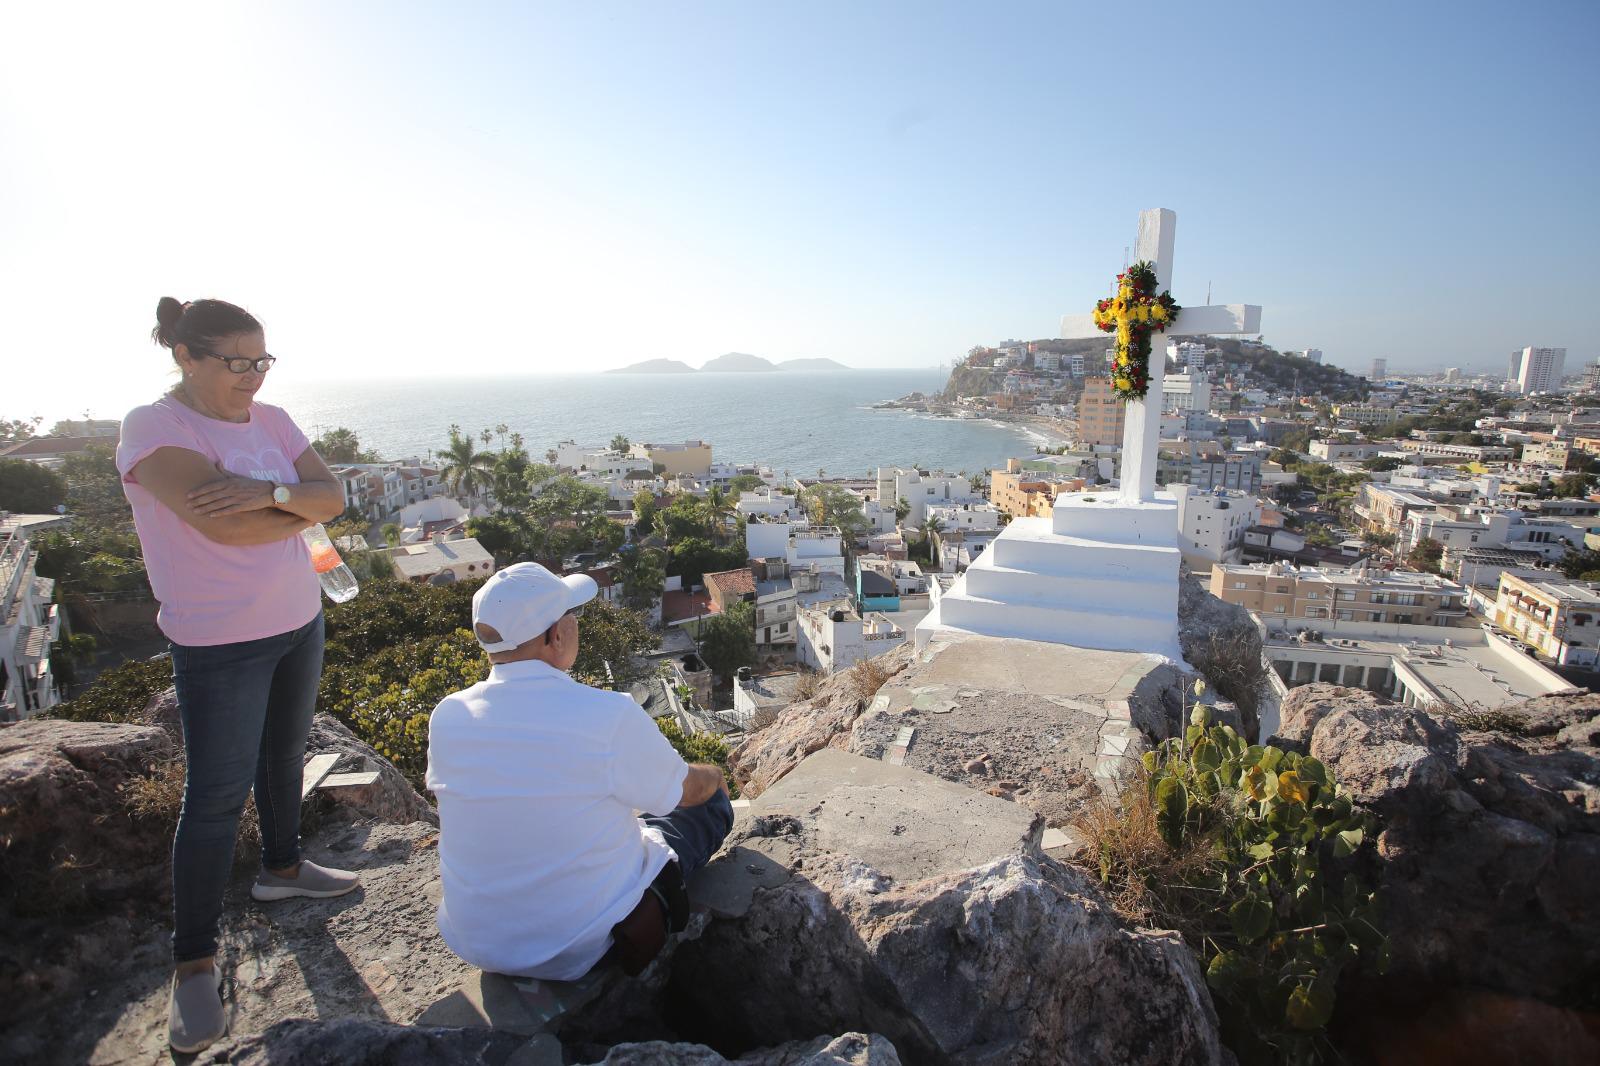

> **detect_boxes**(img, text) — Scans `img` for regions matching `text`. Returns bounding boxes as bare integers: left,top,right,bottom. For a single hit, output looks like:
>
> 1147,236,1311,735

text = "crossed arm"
131,446,346,546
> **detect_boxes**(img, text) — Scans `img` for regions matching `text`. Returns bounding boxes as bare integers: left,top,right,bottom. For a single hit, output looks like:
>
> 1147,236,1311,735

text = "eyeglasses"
565,605,586,620
196,350,277,374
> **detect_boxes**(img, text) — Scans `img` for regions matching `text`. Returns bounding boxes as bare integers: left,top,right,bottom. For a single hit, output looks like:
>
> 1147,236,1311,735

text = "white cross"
1059,209,1262,504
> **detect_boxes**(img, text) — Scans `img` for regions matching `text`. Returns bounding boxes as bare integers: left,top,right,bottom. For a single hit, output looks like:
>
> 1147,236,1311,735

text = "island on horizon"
606,352,853,373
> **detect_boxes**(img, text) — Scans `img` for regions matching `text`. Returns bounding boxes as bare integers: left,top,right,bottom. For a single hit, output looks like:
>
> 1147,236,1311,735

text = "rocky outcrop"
0,719,177,1027
1177,572,1266,733
1275,684,1600,1003
210,1021,900,1065
659,751,1227,1065
732,637,1182,829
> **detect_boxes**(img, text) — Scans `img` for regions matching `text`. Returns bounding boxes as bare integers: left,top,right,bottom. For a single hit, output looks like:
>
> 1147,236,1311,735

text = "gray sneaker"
168,963,226,1054
250,859,360,902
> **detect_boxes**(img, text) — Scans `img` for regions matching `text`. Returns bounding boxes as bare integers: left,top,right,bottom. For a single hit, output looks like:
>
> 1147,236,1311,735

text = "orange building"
1078,376,1126,446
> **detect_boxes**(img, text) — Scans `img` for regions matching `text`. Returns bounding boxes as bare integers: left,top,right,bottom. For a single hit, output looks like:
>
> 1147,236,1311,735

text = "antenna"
1206,280,1212,305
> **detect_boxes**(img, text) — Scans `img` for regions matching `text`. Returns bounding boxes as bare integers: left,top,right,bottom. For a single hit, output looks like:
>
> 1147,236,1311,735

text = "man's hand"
678,763,730,808
187,464,276,517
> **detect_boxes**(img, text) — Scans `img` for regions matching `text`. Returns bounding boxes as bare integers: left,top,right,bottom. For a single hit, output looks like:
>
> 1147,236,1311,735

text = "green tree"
698,600,755,682
1361,456,1402,472
633,488,659,533
440,425,496,499
571,601,660,688
894,496,911,523
655,495,713,544
1554,472,1593,499
311,426,378,463
728,474,765,497
1,415,41,443
615,546,666,611
1559,548,1600,579
668,536,747,587
0,459,67,513
467,514,529,562
525,475,621,564
800,483,868,536
58,445,131,533
1406,537,1444,574
611,434,630,453
381,522,401,547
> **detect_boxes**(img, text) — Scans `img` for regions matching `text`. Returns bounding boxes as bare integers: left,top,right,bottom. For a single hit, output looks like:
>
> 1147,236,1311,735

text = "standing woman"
116,298,360,1053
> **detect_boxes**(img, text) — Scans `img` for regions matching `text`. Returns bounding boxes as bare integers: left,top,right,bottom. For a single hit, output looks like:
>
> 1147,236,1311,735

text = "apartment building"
1354,484,1442,535
875,467,981,527
642,440,713,479
1174,486,1261,564
1,523,62,720
1309,439,1383,463
1492,573,1600,666
1189,453,1262,495
1211,562,1473,628
1078,376,1126,446
990,460,1084,519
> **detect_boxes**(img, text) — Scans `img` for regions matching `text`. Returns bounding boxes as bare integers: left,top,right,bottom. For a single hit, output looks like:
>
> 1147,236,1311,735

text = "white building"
1509,346,1567,395
395,496,469,543
735,487,802,521
1069,354,1086,377
1161,371,1212,415
795,598,907,674
1167,341,1209,373
924,501,1000,532
383,535,497,584
745,519,845,577
1173,484,1262,565
1371,358,1387,378
1034,351,1062,372
1309,439,1383,463
1,521,62,720
876,467,982,527
1302,349,1323,364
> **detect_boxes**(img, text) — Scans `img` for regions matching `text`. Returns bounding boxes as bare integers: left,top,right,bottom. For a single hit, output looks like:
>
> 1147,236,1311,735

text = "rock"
648,750,1226,1065
304,714,438,827
1177,572,1266,735
203,1017,532,1064
729,645,915,796
0,719,177,1028
1276,684,1600,1003
737,635,1180,828
587,1032,901,1065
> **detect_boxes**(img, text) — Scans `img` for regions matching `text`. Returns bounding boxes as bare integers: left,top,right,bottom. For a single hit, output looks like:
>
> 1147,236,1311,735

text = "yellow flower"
1151,304,1168,322
1114,376,1131,390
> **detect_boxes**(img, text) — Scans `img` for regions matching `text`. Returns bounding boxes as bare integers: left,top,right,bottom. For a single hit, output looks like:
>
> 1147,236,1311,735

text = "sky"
3,0,1597,422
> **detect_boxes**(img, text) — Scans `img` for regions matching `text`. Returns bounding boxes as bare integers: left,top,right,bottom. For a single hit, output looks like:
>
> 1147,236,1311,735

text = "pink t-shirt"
117,396,322,647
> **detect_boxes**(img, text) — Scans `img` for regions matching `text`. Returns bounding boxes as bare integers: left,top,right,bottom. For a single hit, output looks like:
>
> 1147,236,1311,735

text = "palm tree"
704,485,734,542
440,426,496,501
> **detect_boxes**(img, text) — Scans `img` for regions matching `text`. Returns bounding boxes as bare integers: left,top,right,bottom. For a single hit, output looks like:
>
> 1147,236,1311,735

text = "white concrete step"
961,560,1178,615
987,531,1180,574
934,591,1181,658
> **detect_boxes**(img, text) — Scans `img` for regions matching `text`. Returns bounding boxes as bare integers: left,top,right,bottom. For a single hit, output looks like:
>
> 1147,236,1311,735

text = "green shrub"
653,715,738,798
1082,684,1386,1066
45,657,172,725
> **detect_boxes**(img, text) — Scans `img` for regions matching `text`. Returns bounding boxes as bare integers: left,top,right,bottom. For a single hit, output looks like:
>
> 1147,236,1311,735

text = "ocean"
266,370,1058,478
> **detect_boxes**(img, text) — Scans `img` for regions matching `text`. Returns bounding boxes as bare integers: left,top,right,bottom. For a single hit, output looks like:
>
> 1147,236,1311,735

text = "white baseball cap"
471,562,599,653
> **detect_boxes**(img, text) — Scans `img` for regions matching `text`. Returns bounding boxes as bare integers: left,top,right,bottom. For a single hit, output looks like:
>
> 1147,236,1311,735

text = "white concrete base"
915,493,1184,661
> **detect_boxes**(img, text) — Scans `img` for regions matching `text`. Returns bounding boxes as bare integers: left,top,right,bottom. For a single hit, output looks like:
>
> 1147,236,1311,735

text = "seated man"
426,563,734,979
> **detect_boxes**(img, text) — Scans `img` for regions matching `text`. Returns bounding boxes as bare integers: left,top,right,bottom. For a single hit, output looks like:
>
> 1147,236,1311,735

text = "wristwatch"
272,483,292,506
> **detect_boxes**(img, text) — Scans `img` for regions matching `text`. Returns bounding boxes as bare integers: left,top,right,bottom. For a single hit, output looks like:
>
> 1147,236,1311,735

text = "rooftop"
704,567,757,599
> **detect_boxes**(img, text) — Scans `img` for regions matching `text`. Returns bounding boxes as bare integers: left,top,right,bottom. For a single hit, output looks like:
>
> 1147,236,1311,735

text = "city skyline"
3,1,1596,421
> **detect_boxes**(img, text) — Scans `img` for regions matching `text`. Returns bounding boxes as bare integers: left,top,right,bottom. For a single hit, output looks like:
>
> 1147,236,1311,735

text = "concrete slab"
750,748,1039,881
908,633,1165,703
686,838,798,919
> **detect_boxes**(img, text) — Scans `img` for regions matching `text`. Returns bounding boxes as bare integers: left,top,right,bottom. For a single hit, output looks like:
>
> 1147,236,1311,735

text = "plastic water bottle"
301,523,360,603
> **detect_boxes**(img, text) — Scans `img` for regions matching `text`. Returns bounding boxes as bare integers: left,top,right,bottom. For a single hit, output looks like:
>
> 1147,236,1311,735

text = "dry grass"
792,668,826,703
1070,780,1229,943
846,656,896,705
122,757,262,867
1188,632,1267,718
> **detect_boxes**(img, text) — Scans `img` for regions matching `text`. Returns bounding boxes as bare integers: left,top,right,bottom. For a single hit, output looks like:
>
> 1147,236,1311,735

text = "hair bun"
152,296,186,348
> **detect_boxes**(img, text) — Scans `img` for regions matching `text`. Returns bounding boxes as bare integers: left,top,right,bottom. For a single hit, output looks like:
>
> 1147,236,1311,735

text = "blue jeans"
642,790,735,877
169,612,325,962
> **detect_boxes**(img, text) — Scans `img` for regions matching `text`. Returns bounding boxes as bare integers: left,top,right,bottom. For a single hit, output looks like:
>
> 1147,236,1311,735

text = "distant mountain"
700,352,778,373
776,357,851,371
605,358,697,374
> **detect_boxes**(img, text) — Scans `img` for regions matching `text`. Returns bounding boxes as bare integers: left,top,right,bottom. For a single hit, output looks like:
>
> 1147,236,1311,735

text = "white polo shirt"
425,659,688,980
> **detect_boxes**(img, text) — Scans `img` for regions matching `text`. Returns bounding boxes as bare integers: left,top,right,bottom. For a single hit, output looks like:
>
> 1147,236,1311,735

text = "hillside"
777,357,851,371
700,352,778,372
604,358,696,374
941,336,1369,400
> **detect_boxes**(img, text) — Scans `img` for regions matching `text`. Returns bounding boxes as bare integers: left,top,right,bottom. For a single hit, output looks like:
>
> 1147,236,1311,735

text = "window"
1336,609,1355,620
777,622,789,635
1276,586,1290,594
1305,607,1328,618
1232,581,1248,589
1273,605,1286,613
1395,593,1420,606
1306,591,1320,600
1337,590,1358,601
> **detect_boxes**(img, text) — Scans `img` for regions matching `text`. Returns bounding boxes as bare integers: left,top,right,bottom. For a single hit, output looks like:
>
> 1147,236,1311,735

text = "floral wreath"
1090,261,1181,402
